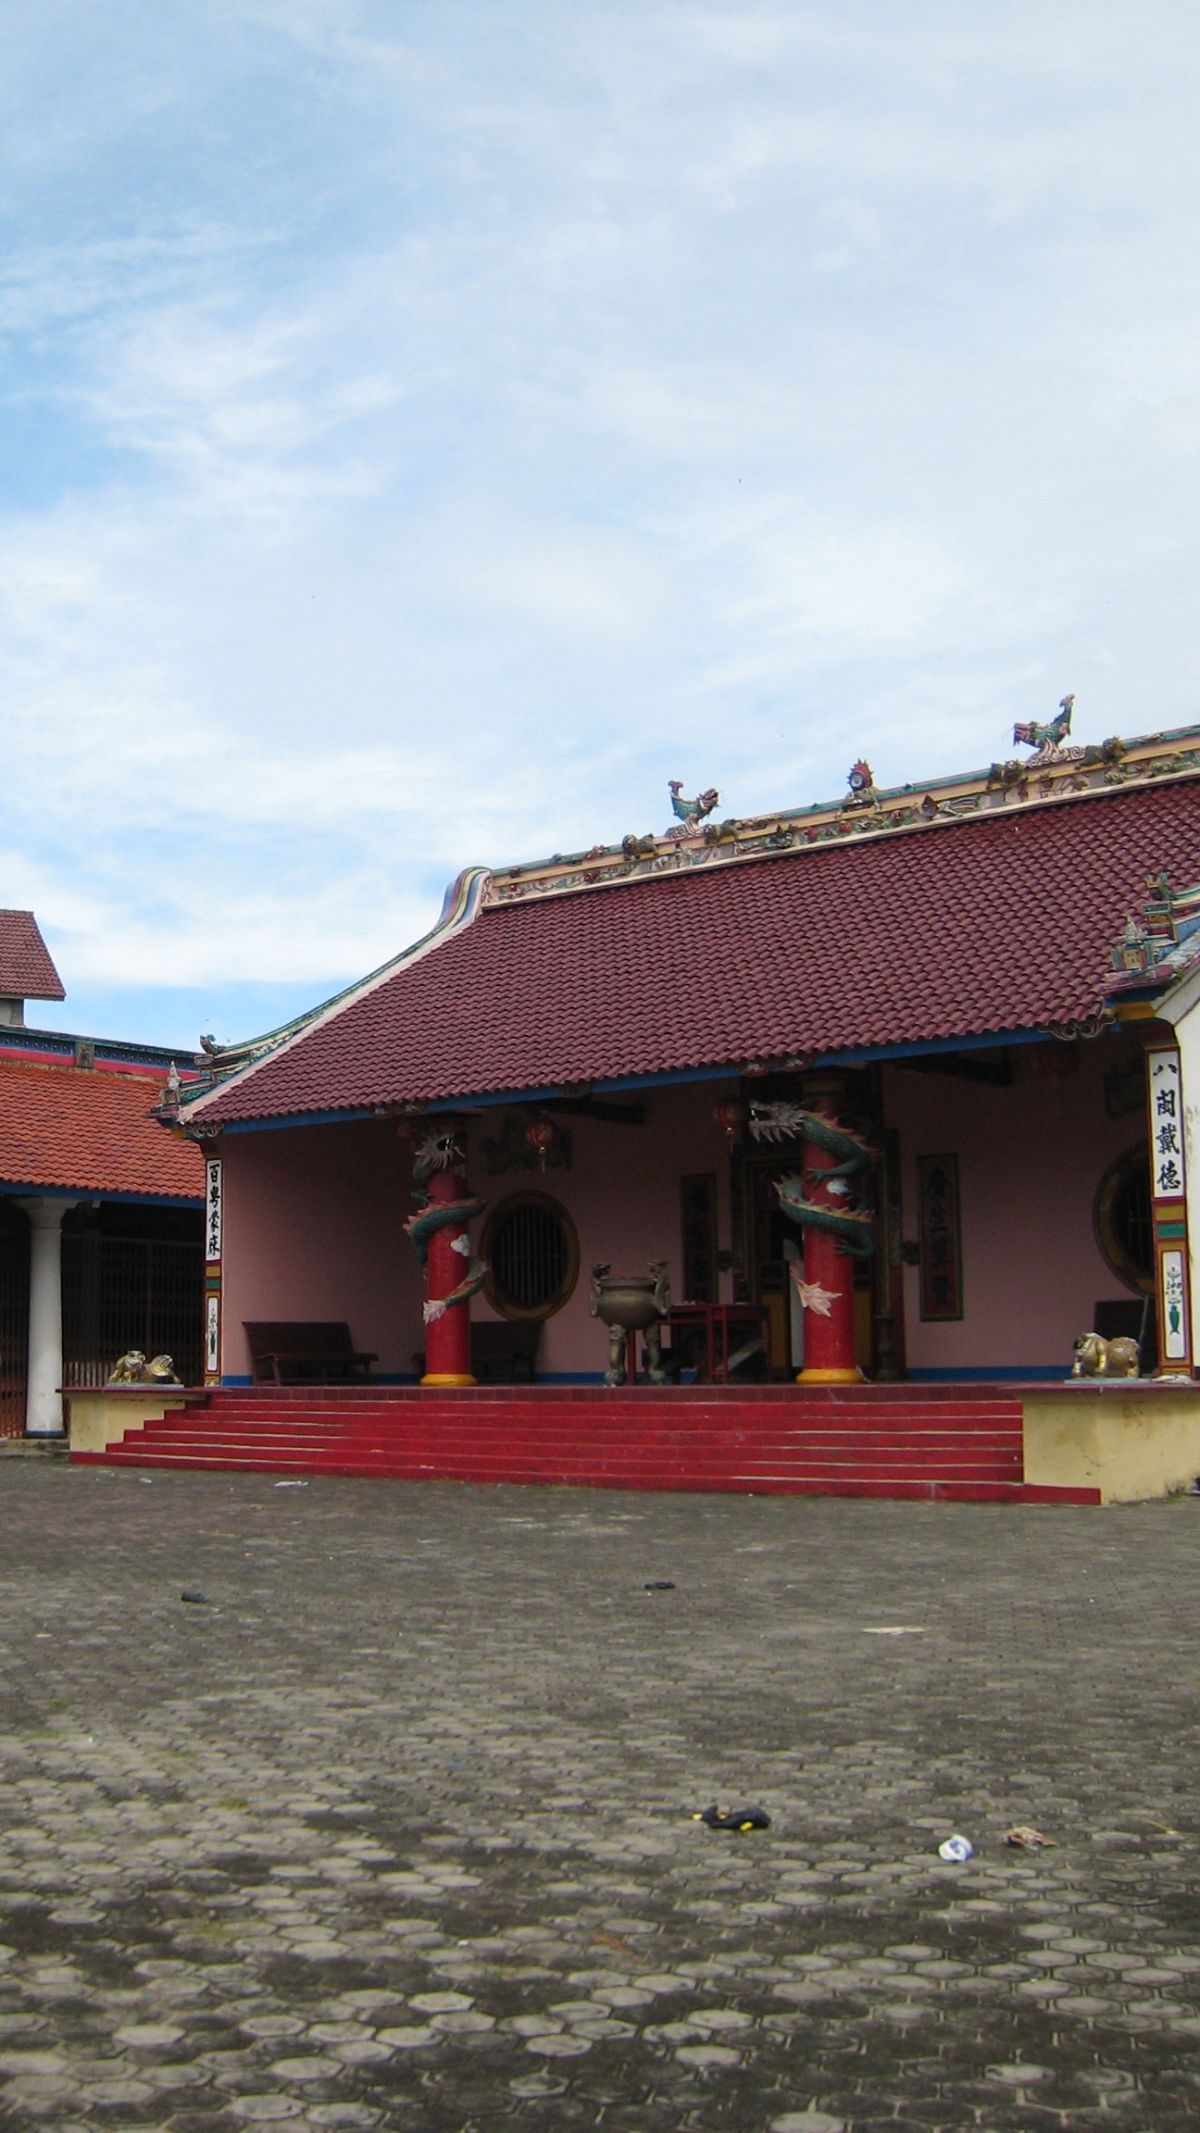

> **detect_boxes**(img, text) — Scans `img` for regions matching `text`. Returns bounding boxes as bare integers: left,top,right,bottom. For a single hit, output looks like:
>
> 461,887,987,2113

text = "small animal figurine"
106,1350,181,1385
107,1350,148,1384
1072,1331,1140,1379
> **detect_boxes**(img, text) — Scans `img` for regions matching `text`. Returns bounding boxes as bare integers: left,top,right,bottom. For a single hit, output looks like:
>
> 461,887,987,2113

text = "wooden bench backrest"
244,1321,357,1359
472,1320,540,1363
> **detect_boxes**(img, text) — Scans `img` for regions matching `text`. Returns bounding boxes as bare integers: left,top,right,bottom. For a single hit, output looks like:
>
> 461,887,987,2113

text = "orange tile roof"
0,1058,203,1199
0,911,64,1000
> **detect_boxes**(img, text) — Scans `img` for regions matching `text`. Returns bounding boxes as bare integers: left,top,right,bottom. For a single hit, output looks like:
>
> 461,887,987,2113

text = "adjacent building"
0,914,204,1435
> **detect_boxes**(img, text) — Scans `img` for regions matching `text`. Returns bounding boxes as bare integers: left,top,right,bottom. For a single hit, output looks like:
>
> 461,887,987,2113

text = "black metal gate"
0,1200,30,1437
0,1203,202,1434
62,1223,203,1389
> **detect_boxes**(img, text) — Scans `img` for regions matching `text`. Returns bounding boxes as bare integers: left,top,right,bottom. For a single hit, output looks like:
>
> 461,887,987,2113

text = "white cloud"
1,0,1199,1036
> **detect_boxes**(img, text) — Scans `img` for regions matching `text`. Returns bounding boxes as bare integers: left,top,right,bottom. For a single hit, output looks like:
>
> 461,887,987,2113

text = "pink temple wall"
220,1120,423,1380
885,1038,1146,1374
215,1037,1147,1381
469,1082,737,1377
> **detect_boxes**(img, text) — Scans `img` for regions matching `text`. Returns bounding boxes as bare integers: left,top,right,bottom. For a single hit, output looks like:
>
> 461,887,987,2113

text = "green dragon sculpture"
405,1129,489,1322
749,1101,876,1258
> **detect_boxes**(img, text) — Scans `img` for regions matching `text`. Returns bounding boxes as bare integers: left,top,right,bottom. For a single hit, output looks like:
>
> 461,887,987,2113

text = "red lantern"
713,1098,747,1140
526,1117,557,1169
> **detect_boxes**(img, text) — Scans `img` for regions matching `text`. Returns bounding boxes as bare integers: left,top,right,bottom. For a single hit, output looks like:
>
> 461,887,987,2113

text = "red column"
796,1077,864,1386
421,1165,476,1388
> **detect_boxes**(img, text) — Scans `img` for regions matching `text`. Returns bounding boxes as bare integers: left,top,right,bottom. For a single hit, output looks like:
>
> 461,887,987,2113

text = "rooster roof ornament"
1013,694,1074,757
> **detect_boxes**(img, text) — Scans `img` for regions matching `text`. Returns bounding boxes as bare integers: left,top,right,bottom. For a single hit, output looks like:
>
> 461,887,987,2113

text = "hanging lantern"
526,1117,558,1169
713,1098,747,1140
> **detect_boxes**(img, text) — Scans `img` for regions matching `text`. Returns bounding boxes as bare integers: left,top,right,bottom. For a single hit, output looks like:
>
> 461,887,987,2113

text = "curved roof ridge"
182,865,491,1121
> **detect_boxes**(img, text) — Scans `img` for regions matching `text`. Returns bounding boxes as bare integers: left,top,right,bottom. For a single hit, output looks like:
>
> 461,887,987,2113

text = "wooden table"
664,1302,770,1381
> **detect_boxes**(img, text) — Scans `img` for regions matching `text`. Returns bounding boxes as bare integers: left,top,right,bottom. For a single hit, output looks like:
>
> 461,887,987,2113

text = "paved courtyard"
1,1464,1199,2132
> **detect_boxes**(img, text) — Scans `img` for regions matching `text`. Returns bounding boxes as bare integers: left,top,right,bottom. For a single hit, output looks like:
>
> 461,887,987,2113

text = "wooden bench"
411,1320,541,1384
245,1321,378,1386
473,1320,540,1383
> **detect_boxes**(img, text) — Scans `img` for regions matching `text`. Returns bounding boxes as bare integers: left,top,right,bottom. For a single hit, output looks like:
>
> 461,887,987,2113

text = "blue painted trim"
907,1365,1064,1382
0,1181,203,1208
427,1086,561,1112
220,1025,1056,1133
220,1368,607,1386
593,1066,739,1096
819,1028,1047,1067
219,1107,376,1134
0,1023,198,1071
219,1371,418,1387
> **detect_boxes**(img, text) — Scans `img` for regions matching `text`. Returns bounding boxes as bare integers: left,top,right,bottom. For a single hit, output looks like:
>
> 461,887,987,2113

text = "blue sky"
5,1,1200,1051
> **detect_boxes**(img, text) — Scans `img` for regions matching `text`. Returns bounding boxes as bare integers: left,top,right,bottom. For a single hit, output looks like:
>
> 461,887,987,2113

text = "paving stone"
2,1471,1200,2129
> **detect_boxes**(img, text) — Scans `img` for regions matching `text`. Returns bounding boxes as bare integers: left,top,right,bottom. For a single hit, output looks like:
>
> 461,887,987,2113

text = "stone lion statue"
106,1351,180,1386
1072,1332,1140,1379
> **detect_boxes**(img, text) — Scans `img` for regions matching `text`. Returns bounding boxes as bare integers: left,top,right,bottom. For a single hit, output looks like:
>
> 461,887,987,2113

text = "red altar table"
665,1302,770,1381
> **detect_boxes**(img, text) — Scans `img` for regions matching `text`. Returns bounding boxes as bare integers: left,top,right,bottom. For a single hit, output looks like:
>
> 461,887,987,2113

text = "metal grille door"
0,1201,30,1437
62,1232,203,1388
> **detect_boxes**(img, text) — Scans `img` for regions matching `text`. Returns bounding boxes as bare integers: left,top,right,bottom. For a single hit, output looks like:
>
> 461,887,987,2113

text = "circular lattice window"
1094,1144,1153,1295
481,1192,579,1320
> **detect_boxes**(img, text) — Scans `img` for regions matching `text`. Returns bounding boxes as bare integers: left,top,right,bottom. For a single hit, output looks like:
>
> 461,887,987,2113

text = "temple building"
0,913,204,1436
68,713,1200,1501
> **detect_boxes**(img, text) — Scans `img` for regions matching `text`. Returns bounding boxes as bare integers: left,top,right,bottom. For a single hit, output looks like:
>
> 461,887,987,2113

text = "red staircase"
71,1383,1099,1503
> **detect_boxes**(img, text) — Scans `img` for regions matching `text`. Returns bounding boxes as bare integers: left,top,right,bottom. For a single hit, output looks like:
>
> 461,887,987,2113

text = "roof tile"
0,912,65,1001
0,1059,203,1198
197,777,1200,1123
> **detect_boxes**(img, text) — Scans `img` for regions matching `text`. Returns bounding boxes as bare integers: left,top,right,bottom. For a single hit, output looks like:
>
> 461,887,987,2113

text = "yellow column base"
421,1372,477,1389
797,1366,865,1385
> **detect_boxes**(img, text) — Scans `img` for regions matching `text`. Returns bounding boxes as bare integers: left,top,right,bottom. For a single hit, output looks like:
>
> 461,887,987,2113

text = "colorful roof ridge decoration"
480,723,1180,911
1109,872,1200,986
0,911,65,1002
0,1057,204,1200
180,731,1200,1132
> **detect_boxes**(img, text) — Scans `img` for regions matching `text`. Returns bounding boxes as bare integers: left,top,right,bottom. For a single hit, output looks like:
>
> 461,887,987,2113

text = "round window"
1094,1144,1153,1295
481,1192,579,1321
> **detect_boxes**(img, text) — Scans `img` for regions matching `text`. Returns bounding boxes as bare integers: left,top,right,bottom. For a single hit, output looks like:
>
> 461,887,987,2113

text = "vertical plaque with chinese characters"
1146,1046,1193,1373
205,1159,223,1264
917,1154,963,1321
1148,1052,1186,1203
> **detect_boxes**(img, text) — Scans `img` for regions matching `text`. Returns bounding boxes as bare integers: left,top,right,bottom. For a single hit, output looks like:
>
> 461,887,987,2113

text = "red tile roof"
0,912,65,1001
195,776,1200,1124
0,1059,204,1198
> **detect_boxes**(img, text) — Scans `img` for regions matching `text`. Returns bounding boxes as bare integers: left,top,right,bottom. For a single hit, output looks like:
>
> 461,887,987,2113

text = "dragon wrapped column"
751,1084,873,1386
405,1131,486,1389
793,1078,866,1385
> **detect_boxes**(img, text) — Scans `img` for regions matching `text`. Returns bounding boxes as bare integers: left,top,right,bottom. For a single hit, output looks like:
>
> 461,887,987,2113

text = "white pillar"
18,1198,77,1436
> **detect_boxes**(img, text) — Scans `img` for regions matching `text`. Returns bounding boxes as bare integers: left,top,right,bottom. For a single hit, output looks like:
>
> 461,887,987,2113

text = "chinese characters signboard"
1148,1051,1186,1202
205,1159,223,1264
1146,1046,1192,1373
918,1153,962,1321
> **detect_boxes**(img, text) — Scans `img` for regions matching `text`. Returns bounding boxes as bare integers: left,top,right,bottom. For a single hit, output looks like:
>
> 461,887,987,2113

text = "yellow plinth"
797,1366,865,1385
421,1372,477,1388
